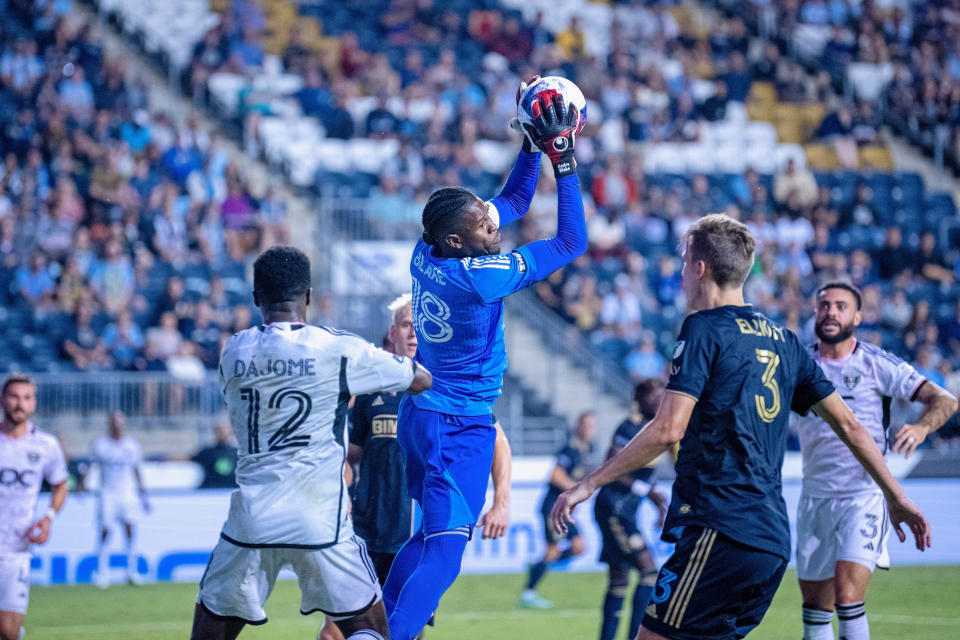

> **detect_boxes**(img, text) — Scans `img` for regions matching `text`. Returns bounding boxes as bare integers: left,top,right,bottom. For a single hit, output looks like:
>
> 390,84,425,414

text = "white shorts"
197,535,381,624
0,553,31,614
97,493,139,528
796,492,891,581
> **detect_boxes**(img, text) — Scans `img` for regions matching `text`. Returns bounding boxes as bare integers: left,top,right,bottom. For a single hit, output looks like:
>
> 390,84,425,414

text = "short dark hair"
633,378,660,412
817,281,862,310
682,214,756,289
2,376,34,395
253,246,311,306
421,186,479,246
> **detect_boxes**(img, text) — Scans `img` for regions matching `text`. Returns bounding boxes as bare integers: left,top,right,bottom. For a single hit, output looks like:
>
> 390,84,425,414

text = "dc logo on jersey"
27,452,40,463
651,567,678,604
672,341,685,360
841,366,863,390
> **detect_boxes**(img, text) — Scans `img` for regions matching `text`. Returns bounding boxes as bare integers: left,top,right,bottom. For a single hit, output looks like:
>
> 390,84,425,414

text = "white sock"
125,532,137,577
346,632,384,640
802,605,835,640
837,601,868,640
97,536,109,574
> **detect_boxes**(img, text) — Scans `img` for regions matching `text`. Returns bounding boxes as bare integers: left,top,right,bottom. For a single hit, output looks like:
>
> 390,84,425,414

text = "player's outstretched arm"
488,76,543,229
550,391,694,535
479,421,512,539
406,361,432,395
814,391,932,550
892,381,958,458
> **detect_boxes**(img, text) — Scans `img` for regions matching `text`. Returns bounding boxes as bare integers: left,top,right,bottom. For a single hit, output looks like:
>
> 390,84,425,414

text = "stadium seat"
804,143,839,171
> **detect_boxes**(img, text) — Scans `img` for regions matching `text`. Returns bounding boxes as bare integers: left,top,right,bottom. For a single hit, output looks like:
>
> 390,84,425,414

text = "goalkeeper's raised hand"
525,93,578,178
510,75,541,154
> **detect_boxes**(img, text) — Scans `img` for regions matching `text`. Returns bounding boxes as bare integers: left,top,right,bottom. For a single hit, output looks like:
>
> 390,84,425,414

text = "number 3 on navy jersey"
412,279,453,343
754,349,782,423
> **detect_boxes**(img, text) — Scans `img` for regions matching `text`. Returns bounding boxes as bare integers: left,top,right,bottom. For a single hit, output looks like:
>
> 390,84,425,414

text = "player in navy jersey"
552,214,931,640
594,380,670,640
383,87,588,640
520,411,596,609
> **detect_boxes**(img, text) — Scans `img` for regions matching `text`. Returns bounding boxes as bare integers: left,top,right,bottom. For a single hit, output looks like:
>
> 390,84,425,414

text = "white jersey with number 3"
795,340,925,497
218,323,415,547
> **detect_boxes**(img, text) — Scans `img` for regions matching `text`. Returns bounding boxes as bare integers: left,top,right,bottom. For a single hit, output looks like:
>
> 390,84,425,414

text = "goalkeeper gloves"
510,75,541,154
524,93,579,178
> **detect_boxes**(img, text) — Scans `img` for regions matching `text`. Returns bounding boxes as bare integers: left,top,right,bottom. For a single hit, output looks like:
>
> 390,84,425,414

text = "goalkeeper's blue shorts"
397,397,496,536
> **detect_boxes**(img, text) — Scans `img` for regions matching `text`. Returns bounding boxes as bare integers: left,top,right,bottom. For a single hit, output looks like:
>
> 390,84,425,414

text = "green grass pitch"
26,566,959,639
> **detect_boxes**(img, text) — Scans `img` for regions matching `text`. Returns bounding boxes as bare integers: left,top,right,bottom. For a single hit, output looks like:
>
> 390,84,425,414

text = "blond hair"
387,293,413,323
682,213,756,288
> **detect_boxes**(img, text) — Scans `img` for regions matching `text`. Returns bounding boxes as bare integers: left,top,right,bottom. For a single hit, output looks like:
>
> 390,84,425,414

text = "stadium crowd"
720,0,960,173
3,0,958,441
0,2,287,375
177,1,960,414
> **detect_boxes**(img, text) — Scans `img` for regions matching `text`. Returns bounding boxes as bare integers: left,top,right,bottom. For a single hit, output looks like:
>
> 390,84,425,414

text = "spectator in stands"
700,81,729,121
555,16,587,61
58,64,95,124
874,226,912,280
839,183,877,227
721,51,752,103
773,158,818,208
192,423,239,489
815,104,857,168
89,239,135,316
625,334,666,381
189,26,229,98
776,62,810,103
101,309,144,371
15,251,56,312
180,301,221,369
916,232,954,285
601,273,643,342
320,91,355,140
145,311,183,371
0,37,44,98
62,299,110,371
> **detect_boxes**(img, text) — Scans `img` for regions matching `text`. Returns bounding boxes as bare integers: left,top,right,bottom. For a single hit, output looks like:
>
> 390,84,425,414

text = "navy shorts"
594,490,648,570
540,494,580,545
397,397,496,535
642,527,787,640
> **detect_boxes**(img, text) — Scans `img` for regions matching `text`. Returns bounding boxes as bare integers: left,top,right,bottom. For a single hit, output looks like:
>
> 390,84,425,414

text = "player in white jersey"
0,376,68,640
795,283,957,640
87,411,150,588
191,247,432,640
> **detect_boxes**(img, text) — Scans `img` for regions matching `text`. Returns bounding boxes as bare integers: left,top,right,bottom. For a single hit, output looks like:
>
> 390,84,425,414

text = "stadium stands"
4,0,958,445
0,1,284,376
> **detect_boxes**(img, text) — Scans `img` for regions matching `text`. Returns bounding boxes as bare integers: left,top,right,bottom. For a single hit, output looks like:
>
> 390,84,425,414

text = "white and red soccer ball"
517,76,588,134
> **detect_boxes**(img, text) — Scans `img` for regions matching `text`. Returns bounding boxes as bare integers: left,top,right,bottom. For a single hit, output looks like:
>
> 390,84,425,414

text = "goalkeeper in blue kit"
381,87,588,640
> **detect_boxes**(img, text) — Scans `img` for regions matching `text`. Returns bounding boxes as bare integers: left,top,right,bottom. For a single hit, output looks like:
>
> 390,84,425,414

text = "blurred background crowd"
1,0,958,447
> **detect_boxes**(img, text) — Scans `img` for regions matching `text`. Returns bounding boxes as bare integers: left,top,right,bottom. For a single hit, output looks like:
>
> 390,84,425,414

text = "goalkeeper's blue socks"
599,587,626,640
387,527,469,640
382,530,425,615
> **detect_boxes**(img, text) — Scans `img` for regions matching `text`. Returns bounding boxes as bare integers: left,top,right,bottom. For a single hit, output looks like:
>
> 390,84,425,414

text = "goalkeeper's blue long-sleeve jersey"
410,151,588,416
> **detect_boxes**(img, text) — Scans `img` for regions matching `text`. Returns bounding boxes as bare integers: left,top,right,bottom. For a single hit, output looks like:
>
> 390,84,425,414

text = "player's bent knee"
335,599,389,638
0,618,21,640
570,536,585,556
